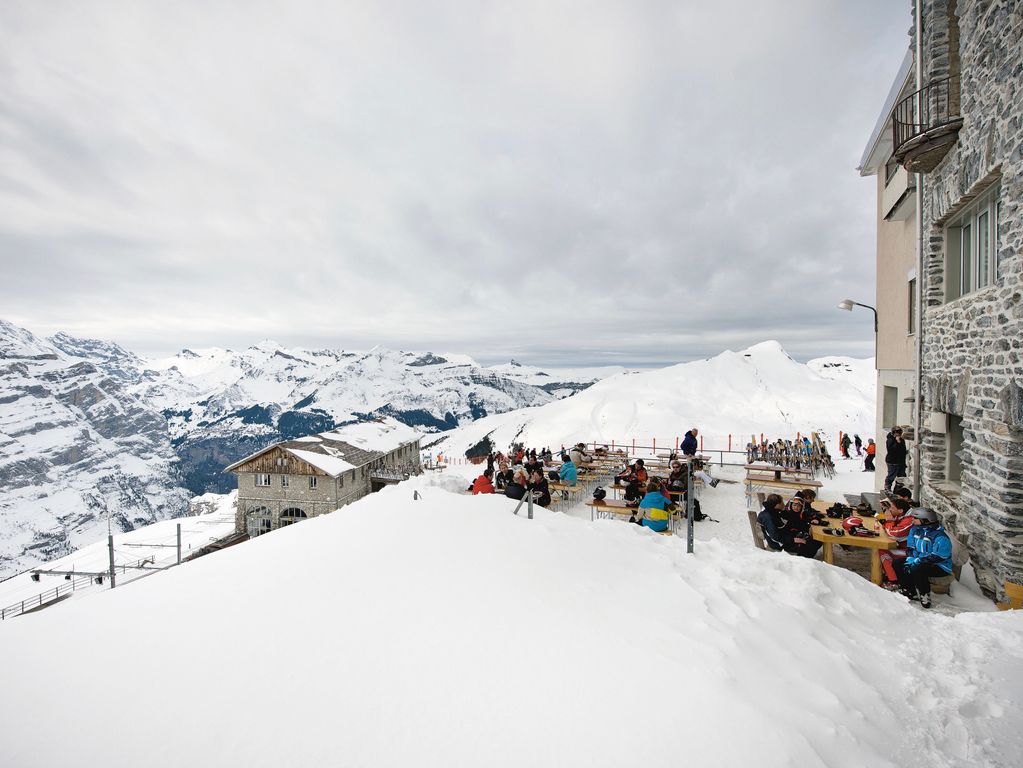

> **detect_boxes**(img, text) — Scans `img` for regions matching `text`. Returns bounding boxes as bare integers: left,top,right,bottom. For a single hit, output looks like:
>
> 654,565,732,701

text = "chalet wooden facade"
225,423,421,537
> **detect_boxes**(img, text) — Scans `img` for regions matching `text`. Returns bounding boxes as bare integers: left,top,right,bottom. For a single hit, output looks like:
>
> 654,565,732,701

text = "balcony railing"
891,75,962,173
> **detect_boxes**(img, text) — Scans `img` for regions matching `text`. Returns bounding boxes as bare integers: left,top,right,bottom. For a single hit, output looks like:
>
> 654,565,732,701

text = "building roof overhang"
858,49,914,177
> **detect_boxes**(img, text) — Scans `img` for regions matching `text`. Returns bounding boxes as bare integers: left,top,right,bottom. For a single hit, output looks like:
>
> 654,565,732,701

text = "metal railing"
892,74,961,153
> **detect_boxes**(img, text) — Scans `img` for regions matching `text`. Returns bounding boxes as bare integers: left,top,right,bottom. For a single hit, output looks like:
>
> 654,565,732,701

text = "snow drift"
1,480,1020,768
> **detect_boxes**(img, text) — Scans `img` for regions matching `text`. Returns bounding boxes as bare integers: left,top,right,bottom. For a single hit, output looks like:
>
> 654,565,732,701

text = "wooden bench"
748,509,769,550
998,581,1023,610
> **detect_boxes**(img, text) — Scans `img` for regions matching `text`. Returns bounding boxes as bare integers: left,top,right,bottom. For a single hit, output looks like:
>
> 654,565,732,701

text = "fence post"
108,534,116,589
686,462,695,554
675,436,679,451
700,436,704,452
728,434,732,451
653,437,656,453
632,438,635,454
176,523,182,565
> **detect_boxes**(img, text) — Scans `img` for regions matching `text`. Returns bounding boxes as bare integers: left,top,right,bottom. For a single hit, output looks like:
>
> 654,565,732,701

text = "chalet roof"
224,421,421,477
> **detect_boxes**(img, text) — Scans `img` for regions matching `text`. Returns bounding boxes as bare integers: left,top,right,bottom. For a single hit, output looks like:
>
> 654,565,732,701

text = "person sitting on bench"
528,469,551,507
558,453,578,486
524,452,544,479
471,468,496,495
879,497,915,587
494,461,514,491
503,470,528,501
757,494,787,552
779,496,821,558
616,459,648,485
897,507,953,608
637,478,675,533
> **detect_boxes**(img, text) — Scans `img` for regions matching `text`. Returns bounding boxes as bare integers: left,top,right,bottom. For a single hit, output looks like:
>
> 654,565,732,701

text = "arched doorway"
246,506,273,538
280,507,308,527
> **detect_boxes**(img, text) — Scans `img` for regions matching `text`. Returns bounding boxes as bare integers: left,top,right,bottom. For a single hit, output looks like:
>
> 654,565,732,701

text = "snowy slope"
0,321,190,578
426,341,875,457
1,480,1020,768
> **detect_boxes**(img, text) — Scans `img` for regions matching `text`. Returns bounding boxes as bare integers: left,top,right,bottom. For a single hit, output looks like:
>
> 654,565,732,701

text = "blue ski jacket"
681,431,698,456
905,523,953,573
559,460,577,485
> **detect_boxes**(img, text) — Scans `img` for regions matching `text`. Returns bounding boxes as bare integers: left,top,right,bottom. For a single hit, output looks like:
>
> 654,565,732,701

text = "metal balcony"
892,75,963,173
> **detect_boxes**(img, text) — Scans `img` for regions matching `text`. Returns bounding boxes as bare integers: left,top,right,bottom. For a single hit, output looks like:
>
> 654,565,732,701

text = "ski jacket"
905,523,953,573
757,504,787,551
639,491,673,521
495,469,514,490
882,513,914,544
559,460,578,484
569,447,591,466
780,502,813,537
886,432,908,465
471,475,496,495
504,482,526,501
866,443,877,456
681,431,698,456
528,479,551,507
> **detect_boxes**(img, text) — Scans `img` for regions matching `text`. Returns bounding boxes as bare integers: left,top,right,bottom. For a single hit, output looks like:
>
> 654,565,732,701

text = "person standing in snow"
864,439,876,472
884,427,908,491
897,508,953,608
471,468,496,495
757,494,787,551
681,428,699,456
853,434,863,456
840,432,852,459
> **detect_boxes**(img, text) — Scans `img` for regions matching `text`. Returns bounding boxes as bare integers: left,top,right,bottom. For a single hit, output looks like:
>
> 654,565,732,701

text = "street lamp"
838,298,878,333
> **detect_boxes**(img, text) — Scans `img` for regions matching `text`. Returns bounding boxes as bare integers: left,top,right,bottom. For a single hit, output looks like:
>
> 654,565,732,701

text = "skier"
864,439,876,472
853,434,863,456
681,428,699,456
897,508,953,608
840,432,852,459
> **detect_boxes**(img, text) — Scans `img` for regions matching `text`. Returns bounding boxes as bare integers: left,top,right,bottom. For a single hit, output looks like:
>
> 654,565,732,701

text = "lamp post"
838,298,878,333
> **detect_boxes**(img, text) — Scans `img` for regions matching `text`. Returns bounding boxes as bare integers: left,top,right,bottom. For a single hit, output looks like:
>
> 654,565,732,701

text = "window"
945,187,1000,300
245,506,272,537
882,387,899,430
907,279,916,334
255,473,271,487
946,415,964,485
309,476,318,490
281,475,290,488
884,155,898,185
280,507,307,527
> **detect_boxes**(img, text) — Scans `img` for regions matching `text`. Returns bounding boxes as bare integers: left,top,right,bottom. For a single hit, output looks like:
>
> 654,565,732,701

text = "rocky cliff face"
0,321,190,578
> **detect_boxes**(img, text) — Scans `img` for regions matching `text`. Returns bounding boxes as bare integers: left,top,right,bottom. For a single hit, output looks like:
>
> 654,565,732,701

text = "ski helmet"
842,516,863,534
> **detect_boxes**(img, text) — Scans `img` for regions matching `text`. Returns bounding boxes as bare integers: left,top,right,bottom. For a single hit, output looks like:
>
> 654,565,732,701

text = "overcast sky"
0,1,908,366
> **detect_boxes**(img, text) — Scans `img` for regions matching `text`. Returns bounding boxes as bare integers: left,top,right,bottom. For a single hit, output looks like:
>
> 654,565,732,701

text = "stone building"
861,0,1022,597
225,420,421,537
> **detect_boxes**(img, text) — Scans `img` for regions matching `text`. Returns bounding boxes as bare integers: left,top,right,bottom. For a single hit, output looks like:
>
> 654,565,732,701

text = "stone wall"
917,0,1023,598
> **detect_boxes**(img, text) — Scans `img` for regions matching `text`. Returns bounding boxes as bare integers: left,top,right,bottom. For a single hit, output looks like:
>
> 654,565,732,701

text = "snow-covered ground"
2,470,1021,768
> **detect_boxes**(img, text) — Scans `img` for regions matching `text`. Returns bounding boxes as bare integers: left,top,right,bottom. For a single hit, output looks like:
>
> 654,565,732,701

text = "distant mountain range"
0,319,618,576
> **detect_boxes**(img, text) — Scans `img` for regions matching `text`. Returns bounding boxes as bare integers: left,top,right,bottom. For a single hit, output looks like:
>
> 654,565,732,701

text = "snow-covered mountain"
129,343,614,494
425,340,876,458
0,320,190,578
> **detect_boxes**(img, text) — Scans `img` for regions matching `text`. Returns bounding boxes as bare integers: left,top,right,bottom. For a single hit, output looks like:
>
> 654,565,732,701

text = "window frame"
945,188,1000,301
255,473,271,487
309,476,318,490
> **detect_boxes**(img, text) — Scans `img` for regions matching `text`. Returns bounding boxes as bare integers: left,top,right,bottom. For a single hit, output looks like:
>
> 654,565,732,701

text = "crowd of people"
757,483,952,608
469,442,602,508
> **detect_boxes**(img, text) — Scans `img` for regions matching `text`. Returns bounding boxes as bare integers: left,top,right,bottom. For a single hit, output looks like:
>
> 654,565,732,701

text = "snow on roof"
286,448,355,476
318,419,421,452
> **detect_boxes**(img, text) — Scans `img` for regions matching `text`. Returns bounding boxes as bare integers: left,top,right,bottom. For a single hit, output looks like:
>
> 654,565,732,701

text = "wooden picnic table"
745,463,814,478
745,470,822,507
810,515,896,585
585,499,677,535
